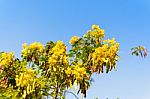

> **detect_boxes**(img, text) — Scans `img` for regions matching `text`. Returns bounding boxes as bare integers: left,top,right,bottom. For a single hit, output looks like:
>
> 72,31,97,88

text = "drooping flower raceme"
0,52,14,68
0,52,15,87
15,68,38,98
92,38,119,73
48,41,69,67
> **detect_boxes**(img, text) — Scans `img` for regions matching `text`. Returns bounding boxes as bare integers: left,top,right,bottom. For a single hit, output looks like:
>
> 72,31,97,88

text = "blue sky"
0,0,150,99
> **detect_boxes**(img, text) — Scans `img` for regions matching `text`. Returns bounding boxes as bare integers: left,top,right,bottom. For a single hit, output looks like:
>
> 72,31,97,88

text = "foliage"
131,46,148,58
0,25,120,99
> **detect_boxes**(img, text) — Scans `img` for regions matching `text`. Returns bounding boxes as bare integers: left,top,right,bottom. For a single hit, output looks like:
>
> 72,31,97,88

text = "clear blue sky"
0,0,150,99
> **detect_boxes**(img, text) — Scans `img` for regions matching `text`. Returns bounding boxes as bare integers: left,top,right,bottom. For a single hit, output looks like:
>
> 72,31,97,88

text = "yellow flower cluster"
66,62,87,90
15,68,37,98
16,68,36,87
92,24,104,38
69,36,79,45
86,24,104,38
0,52,14,88
92,38,119,67
48,41,68,67
52,41,66,56
72,62,87,81
103,38,116,45
65,67,72,75
22,42,44,57
0,52,14,68
73,66,86,81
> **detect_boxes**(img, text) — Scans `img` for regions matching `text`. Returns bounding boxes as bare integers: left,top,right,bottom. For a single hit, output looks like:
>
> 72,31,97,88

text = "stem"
64,90,79,99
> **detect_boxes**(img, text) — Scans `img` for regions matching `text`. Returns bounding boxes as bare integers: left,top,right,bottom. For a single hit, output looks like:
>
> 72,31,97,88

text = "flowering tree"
0,25,119,99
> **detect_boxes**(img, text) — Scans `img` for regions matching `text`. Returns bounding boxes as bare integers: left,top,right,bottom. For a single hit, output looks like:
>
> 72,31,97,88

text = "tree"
0,25,120,99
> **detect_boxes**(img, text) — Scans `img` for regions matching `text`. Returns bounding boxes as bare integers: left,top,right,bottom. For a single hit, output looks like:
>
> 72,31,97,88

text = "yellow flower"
91,37,119,73
21,42,44,58
15,68,36,87
63,56,69,64
48,41,68,67
0,52,14,68
29,42,44,52
22,49,28,57
23,90,27,98
66,67,72,75
73,65,87,81
53,41,66,54
77,62,83,66
91,25,105,38
92,24,100,30
22,43,27,49
69,36,79,45
103,38,117,45
48,57,56,64
99,29,104,37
